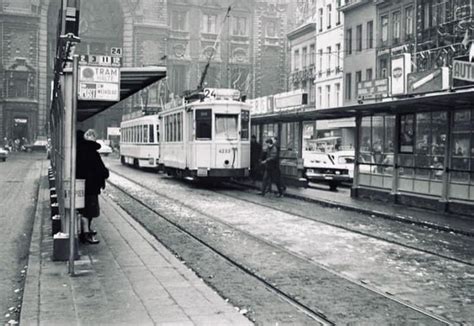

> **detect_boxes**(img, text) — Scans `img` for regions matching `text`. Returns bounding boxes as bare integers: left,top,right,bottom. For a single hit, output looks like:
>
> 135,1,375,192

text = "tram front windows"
215,114,238,140
196,109,212,140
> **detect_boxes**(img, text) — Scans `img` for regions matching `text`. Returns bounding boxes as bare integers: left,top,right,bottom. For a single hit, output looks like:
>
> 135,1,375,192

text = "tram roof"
77,66,167,122
251,87,474,123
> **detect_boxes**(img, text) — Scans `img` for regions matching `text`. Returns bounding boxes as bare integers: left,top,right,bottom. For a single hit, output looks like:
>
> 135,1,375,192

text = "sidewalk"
242,180,474,237
20,174,252,326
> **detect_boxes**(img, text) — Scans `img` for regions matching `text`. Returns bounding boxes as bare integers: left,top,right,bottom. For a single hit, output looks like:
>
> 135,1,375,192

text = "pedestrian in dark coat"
260,138,284,197
76,129,109,244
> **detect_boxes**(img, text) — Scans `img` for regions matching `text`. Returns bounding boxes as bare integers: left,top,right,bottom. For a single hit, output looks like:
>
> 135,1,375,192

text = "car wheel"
329,181,338,191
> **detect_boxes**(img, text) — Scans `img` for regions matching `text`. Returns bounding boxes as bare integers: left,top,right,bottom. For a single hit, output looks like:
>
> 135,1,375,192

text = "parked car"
96,139,113,156
0,147,8,161
304,150,354,191
304,150,379,190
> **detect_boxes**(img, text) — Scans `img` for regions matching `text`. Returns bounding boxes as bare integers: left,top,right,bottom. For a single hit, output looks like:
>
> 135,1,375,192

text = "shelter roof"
251,88,474,124
77,66,167,121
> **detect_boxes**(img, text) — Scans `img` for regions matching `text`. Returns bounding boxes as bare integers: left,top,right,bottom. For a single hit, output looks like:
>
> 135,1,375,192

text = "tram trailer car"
120,114,160,169
159,88,251,180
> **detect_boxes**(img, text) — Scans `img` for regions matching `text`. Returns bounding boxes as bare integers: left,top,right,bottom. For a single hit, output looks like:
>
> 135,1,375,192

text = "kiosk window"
196,109,212,139
400,114,415,153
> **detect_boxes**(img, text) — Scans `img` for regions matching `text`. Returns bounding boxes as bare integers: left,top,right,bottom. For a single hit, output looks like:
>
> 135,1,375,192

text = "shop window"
400,114,415,153
451,110,471,181
280,122,299,157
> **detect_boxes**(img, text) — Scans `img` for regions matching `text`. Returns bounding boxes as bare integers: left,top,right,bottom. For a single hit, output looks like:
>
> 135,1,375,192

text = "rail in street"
103,159,473,324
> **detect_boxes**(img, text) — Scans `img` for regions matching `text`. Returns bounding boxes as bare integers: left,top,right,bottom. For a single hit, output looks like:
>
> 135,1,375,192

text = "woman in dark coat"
76,129,109,244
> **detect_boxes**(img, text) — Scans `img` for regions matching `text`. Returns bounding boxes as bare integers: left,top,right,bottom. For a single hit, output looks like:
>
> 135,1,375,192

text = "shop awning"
251,88,474,123
77,66,167,122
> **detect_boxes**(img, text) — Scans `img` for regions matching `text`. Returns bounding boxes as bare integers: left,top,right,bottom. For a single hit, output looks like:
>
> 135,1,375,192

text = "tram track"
106,169,455,325
111,165,473,267
218,182,474,267
106,177,334,325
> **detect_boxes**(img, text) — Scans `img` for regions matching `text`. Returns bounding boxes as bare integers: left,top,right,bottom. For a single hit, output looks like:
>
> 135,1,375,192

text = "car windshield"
338,156,355,164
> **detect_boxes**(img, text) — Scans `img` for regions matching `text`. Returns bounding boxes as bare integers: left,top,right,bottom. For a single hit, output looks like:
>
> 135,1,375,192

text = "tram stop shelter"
49,58,166,268
251,88,474,217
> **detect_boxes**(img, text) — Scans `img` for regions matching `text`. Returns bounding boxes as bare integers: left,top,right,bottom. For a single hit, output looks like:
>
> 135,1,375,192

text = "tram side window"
165,116,169,142
241,110,250,140
149,124,154,143
177,113,182,142
144,125,149,143
196,109,212,139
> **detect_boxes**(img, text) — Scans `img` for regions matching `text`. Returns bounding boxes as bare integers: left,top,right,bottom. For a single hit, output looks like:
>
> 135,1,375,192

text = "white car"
96,140,113,156
304,151,353,190
0,147,8,161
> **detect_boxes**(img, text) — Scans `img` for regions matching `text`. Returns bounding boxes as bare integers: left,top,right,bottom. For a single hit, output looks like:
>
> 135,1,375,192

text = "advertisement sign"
357,78,389,100
407,67,450,94
453,59,474,82
78,65,120,101
274,90,308,112
391,53,411,95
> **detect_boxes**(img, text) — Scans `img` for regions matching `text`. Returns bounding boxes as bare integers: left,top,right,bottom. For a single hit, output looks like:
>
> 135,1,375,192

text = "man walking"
260,138,284,197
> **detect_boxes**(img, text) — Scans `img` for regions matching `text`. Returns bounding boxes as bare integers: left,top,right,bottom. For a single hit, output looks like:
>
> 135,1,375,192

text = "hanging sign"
78,65,121,101
407,68,450,94
391,53,411,95
453,60,474,82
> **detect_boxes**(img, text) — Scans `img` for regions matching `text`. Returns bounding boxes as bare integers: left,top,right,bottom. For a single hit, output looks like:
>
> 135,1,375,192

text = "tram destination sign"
78,65,121,101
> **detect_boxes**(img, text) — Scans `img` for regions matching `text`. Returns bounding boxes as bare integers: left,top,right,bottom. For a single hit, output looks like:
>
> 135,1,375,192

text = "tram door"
13,118,28,142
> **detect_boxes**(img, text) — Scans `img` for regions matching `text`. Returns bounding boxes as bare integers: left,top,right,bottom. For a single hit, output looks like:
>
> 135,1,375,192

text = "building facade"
341,0,377,106
0,0,292,142
315,0,344,110
0,1,46,144
288,22,316,106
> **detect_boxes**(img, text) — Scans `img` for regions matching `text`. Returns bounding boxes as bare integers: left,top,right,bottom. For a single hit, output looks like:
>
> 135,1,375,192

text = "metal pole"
352,115,361,196
68,55,78,275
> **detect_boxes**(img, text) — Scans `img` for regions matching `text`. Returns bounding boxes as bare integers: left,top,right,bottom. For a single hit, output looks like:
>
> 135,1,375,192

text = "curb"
235,181,474,238
19,172,46,325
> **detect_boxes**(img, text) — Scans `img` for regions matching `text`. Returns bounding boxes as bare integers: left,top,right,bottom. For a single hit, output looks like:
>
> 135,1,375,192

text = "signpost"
78,65,120,101
407,68,450,94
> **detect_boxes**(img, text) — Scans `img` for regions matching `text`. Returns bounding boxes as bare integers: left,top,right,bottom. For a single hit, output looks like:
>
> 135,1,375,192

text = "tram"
159,88,251,180
119,113,160,168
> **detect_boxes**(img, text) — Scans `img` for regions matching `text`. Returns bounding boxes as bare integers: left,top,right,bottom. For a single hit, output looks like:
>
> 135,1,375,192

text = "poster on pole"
78,65,121,101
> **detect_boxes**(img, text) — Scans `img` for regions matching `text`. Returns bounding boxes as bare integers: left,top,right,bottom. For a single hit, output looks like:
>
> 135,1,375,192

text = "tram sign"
79,54,122,67
78,65,120,101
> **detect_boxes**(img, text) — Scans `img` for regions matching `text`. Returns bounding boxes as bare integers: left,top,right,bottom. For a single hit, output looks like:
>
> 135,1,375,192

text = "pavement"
240,179,474,237
20,169,253,326
19,166,473,326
